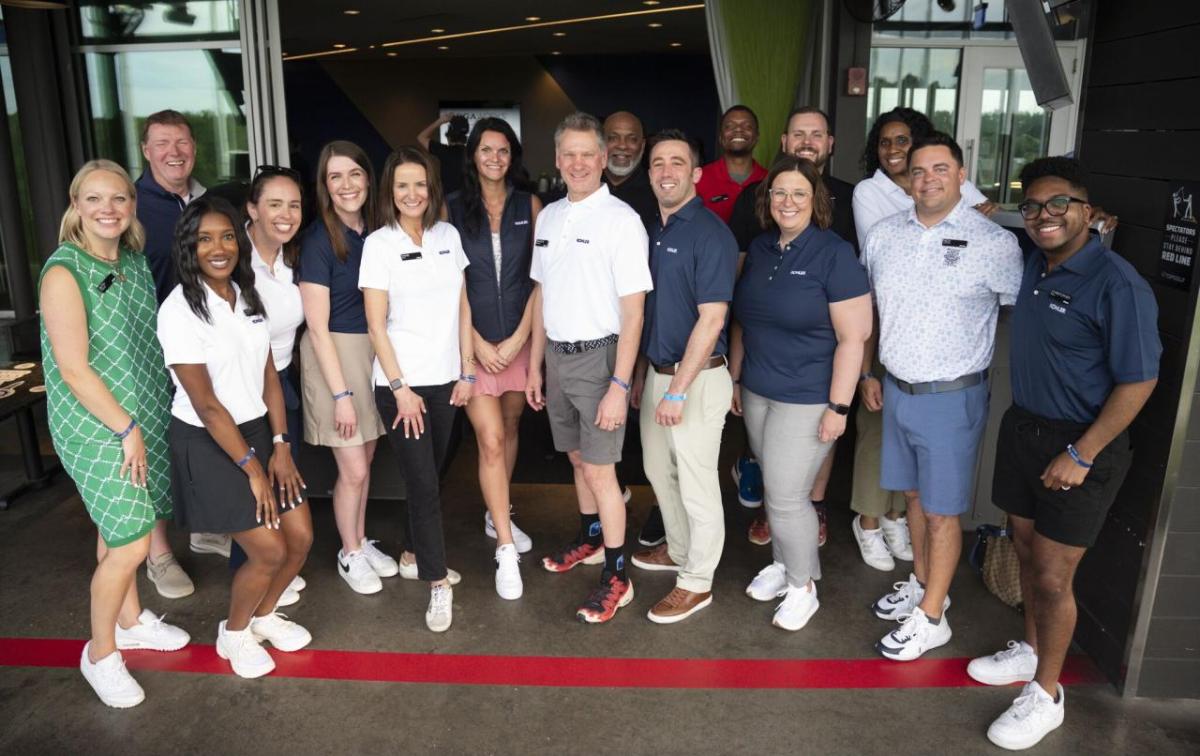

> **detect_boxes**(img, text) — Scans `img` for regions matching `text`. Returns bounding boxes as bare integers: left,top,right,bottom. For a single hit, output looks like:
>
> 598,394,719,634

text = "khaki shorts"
545,342,626,465
300,330,386,447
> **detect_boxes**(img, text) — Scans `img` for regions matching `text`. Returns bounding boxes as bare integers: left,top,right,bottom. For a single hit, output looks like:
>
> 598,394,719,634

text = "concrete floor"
2,413,1199,755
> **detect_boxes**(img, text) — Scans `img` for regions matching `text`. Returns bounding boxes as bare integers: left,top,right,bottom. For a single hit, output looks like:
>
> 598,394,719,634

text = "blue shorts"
880,376,989,516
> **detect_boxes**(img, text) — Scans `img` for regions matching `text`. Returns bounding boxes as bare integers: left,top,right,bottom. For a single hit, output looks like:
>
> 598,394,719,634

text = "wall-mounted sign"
1158,182,1200,292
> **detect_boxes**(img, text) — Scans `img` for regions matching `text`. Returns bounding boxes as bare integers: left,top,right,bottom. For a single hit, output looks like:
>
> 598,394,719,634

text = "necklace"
86,247,125,282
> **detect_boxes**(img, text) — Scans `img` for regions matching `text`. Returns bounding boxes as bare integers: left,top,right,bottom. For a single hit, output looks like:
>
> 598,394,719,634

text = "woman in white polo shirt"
361,146,474,633
157,195,313,679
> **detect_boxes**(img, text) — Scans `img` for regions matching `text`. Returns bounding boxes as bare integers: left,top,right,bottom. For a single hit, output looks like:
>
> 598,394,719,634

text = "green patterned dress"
39,243,173,546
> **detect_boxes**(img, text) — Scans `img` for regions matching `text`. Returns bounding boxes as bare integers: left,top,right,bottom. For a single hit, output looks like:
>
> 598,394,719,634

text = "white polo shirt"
862,198,1022,384
157,281,271,426
852,168,988,249
359,220,469,387
250,242,304,371
530,183,652,342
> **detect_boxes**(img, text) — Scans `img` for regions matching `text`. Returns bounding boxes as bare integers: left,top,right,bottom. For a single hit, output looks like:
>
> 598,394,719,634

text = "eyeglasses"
253,164,302,184
1017,195,1087,220
769,188,811,204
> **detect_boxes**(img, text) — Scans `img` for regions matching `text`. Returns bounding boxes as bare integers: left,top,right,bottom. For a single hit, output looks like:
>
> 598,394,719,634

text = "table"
0,360,59,509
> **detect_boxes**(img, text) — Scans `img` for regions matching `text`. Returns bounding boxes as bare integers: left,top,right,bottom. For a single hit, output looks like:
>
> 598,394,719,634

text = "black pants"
376,382,459,581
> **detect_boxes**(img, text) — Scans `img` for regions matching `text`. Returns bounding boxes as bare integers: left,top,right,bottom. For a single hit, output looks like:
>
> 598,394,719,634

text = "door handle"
966,138,976,183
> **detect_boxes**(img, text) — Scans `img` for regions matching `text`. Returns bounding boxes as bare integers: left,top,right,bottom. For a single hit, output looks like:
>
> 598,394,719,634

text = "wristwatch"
827,402,851,416
389,377,407,391
272,433,291,445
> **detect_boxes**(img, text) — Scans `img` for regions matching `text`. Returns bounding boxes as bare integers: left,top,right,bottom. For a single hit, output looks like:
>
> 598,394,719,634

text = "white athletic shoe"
250,612,313,652
772,582,819,631
880,515,914,561
399,557,462,585
338,549,383,595
80,643,144,708
494,543,523,600
484,510,534,554
622,486,633,504
853,516,896,572
189,532,231,558
289,574,306,592
276,586,300,608
877,607,952,661
968,640,1039,686
871,573,950,620
987,681,1065,750
746,561,789,602
216,620,275,679
360,538,400,577
426,584,453,632
114,609,190,652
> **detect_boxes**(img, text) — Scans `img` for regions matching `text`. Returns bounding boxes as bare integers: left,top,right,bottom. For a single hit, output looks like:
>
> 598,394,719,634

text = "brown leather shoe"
647,586,713,624
631,543,680,572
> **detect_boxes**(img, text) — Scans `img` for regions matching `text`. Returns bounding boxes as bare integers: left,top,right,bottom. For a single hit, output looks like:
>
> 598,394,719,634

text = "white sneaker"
746,561,788,602
878,607,952,661
399,557,462,585
114,609,190,652
871,573,950,620
189,532,231,558
484,510,533,554
853,516,895,572
216,620,275,678
772,582,819,631
276,586,300,608
969,640,1039,686
987,681,1065,750
495,543,523,600
250,612,313,652
880,516,914,561
289,575,306,592
622,486,633,504
360,538,400,577
426,584,453,632
80,642,144,708
338,549,383,594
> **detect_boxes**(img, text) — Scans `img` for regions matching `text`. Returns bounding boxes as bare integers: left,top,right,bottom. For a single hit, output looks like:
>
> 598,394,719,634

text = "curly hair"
861,107,935,177
1019,156,1089,198
460,117,525,237
172,195,265,324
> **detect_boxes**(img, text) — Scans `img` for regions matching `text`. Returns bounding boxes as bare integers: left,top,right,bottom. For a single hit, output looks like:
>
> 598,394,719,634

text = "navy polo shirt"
135,170,199,304
1010,238,1161,424
733,225,870,404
298,221,369,334
642,196,738,366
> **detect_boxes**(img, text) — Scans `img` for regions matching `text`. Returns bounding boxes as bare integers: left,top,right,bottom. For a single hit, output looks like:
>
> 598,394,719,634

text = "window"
874,0,1015,41
78,1,239,43
866,47,962,137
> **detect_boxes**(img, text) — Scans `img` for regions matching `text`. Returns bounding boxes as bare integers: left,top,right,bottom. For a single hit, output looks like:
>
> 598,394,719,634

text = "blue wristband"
115,418,137,440
236,447,256,469
1066,444,1093,469
332,389,354,401
610,376,630,391
663,392,687,402
459,373,477,384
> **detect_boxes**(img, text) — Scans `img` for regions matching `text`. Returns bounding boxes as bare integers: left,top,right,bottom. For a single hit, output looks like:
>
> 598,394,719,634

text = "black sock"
579,513,602,546
603,546,626,581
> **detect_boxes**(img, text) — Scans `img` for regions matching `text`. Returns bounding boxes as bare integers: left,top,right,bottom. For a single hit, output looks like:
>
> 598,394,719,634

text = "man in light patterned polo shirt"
861,132,1023,661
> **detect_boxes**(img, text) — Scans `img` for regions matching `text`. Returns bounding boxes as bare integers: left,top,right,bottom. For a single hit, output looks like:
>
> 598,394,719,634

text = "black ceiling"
279,0,710,61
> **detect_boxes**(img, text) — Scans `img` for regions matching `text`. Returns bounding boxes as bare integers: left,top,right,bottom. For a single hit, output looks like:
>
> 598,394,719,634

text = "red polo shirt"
696,157,767,224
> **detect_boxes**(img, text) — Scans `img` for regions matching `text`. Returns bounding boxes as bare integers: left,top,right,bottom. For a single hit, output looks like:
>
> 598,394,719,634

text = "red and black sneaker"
541,541,605,573
575,574,634,624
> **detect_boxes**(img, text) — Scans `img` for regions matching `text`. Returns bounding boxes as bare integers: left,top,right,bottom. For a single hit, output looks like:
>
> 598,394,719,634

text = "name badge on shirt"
1049,290,1072,305
401,252,423,261
942,239,968,247
535,239,549,247
709,194,729,203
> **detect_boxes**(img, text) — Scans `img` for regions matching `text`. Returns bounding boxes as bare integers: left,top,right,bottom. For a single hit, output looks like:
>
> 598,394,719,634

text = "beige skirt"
300,330,386,447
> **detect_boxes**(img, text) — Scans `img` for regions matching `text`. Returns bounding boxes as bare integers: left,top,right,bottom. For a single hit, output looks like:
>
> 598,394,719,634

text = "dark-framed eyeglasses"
253,163,302,184
1017,195,1087,220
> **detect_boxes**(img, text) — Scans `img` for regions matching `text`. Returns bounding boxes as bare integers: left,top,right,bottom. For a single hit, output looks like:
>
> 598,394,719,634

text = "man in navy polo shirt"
629,130,738,623
969,157,1160,751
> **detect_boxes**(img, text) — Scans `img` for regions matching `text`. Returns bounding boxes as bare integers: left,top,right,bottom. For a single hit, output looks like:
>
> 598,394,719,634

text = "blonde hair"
58,159,147,252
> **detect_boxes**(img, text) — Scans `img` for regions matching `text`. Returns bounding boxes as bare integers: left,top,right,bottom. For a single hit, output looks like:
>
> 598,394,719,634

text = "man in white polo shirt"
862,132,1022,661
526,111,653,624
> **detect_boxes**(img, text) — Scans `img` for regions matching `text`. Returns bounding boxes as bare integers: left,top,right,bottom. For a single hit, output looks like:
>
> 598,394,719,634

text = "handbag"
969,517,1023,610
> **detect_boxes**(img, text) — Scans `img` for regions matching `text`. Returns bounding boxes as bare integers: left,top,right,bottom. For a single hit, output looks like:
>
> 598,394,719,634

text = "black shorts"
991,404,1132,548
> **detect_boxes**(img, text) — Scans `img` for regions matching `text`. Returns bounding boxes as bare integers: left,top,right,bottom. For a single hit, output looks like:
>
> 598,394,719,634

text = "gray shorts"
545,342,626,465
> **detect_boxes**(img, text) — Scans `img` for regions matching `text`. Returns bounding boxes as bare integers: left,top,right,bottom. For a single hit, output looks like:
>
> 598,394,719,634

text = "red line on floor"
0,638,1106,690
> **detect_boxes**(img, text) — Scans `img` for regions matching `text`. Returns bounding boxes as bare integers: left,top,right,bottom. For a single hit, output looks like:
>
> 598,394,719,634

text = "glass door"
956,45,1081,205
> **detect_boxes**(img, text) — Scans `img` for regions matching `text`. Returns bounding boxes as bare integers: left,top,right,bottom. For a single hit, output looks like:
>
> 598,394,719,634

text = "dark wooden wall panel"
1093,5,1200,42
1078,131,1200,181
1089,26,1200,86
1083,174,1169,230
1084,79,1200,131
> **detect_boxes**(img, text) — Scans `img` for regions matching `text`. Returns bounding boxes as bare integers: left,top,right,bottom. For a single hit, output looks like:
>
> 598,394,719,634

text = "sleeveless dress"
39,243,173,547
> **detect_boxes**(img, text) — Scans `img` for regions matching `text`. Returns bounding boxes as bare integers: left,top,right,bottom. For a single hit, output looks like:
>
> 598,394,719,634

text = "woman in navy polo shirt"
446,118,542,600
730,155,873,631
298,141,392,596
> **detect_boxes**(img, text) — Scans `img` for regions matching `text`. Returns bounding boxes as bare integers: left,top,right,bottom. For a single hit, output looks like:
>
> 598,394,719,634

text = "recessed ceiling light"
552,31,566,37
431,27,445,33
643,1,661,5
648,22,663,28
669,41,682,47
387,51,397,57
525,16,541,21
333,43,347,48
551,51,562,56
344,9,360,15
437,45,450,50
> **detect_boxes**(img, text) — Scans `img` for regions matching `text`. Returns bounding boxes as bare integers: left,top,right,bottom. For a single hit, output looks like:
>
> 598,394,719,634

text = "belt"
550,334,618,354
888,369,987,396
653,355,726,375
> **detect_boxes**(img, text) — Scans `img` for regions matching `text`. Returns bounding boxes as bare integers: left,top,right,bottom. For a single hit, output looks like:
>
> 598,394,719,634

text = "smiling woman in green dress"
40,160,191,709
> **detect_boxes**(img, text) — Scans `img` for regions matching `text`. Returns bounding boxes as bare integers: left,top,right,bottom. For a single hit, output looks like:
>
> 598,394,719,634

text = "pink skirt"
475,342,531,398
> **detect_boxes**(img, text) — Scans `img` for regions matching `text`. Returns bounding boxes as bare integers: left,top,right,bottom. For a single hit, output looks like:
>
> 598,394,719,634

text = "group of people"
40,101,1160,752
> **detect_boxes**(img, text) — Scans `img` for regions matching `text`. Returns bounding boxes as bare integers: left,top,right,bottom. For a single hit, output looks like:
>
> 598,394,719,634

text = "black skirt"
169,415,279,534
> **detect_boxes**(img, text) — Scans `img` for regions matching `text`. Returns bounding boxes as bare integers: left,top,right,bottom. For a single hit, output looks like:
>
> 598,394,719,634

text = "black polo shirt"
730,174,858,255
641,196,738,366
605,164,658,232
